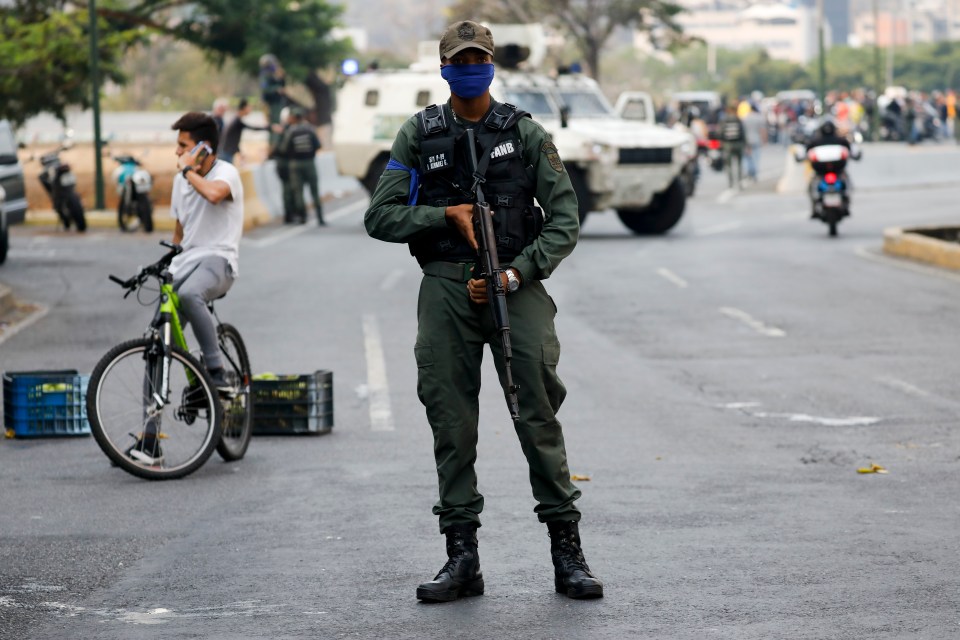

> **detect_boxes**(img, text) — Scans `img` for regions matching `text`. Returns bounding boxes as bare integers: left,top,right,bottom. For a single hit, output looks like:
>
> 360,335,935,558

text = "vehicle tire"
828,219,838,237
361,154,390,195
566,167,593,226
215,323,253,462
138,198,154,233
55,197,72,230
117,195,140,233
87,338,222,481
616,178,686,235
0,214,8,266
67,191,86,232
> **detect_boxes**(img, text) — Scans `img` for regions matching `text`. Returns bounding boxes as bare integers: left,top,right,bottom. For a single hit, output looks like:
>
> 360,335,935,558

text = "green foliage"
723,50,813,97
0,0,350,125
0,5,137,126
152,0,351,80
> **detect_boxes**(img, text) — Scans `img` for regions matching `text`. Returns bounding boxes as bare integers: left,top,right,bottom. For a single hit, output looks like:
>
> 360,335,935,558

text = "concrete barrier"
883,226,960,270
252,152,362,219
776,145,811,195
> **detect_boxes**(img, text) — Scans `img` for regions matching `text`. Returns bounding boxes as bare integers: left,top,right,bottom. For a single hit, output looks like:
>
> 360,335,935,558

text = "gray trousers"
173,256,234,370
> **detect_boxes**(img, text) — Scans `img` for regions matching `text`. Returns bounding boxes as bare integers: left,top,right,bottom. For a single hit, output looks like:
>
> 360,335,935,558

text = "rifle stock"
466,128,521,424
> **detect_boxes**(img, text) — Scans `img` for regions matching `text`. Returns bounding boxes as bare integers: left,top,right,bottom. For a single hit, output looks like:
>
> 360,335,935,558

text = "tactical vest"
285,124,318,159
409,100,542,266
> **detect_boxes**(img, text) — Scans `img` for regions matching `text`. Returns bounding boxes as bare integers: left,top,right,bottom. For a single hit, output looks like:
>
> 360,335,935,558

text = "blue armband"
385,158,419,205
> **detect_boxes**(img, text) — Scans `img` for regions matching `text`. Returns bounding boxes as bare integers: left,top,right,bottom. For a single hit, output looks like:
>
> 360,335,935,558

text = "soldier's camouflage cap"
439,21,494,60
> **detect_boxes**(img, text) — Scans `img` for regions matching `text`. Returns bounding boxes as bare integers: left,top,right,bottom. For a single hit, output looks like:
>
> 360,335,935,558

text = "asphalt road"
1,143,959,639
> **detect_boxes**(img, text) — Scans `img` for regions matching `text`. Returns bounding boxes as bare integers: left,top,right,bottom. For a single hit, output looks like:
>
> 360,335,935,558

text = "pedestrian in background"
211,98,229,135
276,107,324,225
365,20,603,604
741,104,766,183
721,104,745,188
259,54,288,148
219,98,271,165
272,107,301,224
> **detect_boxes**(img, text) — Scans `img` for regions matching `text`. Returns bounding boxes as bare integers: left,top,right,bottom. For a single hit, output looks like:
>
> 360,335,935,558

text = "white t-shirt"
169,159,244,278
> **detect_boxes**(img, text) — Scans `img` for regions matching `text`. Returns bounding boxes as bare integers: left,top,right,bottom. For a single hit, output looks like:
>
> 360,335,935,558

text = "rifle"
465,127,520,424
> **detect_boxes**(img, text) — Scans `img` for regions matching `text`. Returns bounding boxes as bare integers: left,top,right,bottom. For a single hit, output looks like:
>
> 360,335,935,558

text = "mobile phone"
191,141,213,162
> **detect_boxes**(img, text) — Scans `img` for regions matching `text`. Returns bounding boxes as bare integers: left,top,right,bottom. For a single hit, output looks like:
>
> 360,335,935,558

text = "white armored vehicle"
333,26,692,234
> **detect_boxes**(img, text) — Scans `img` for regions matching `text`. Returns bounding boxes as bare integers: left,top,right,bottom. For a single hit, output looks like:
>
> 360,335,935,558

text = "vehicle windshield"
501,89,557,118
557,90,614,117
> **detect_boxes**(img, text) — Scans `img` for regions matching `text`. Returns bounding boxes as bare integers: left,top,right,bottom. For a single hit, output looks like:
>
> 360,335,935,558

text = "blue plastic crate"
252,370,333,435
3,370,91,437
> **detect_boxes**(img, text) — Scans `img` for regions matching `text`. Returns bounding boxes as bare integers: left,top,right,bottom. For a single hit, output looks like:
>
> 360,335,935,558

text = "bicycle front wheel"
87,338,222,480
215,323,253,461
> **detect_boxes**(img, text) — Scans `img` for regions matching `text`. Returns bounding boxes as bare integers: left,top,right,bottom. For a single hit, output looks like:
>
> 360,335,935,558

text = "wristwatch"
505,268,521,293
181,165,195,179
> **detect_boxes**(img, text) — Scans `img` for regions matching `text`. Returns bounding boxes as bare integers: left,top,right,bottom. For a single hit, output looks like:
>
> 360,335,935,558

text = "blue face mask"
441,63,495,99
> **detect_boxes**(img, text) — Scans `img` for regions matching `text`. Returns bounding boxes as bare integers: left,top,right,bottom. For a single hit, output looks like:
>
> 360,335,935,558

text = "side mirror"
560,105,570,129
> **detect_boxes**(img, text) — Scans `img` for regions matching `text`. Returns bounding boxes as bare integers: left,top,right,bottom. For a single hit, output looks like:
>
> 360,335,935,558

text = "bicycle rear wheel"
215,323,253,461
87,338,222,480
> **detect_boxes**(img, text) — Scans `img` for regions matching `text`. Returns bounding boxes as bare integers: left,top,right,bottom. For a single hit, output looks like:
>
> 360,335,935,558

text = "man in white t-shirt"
169,112,244,390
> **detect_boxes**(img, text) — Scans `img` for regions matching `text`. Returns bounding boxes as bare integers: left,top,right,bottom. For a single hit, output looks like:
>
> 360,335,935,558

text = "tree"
0,0,351,126
0,4,136,126
446,0,685,83
724,50,812,98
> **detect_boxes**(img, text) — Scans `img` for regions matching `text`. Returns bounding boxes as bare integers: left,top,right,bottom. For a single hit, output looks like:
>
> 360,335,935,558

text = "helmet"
819,119,837,137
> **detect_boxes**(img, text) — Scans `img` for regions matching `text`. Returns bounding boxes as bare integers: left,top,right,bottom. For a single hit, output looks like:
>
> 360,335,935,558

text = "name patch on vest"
489,140,521,161
427,152,450,171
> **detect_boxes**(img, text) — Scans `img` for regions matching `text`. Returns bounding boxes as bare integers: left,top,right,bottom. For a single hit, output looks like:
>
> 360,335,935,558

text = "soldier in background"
275,107,323,224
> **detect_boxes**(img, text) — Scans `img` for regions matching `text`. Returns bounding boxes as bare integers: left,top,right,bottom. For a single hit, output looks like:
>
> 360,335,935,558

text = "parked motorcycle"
111,152,154,232
799,143,861,237
36,140,86,232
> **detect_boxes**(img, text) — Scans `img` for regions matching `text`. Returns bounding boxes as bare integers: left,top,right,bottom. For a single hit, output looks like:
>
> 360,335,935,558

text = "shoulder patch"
542,141,564,173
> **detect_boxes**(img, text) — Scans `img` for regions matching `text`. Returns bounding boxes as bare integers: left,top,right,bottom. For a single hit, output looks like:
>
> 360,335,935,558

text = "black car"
0,120,28,264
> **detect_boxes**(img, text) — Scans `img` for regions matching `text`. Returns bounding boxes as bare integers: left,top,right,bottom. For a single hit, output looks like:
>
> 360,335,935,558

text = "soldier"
281,108,325,225
364,21,603,602
271,107,300,224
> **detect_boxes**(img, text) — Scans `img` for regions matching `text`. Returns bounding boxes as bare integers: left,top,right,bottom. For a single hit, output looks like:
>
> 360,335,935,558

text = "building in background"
850,0,960,46
674,1,829,63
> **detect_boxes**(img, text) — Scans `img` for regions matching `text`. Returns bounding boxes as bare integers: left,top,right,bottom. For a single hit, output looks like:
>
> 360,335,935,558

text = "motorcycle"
799,143,861,237
111,152,154,232
36,140,86,232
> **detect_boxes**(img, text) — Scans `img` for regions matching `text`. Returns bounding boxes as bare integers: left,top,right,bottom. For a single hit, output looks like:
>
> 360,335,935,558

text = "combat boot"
416,525,484,603
547,521,604,599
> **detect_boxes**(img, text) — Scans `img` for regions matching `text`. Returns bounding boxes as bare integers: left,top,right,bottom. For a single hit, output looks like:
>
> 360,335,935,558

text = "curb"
883,226,960,271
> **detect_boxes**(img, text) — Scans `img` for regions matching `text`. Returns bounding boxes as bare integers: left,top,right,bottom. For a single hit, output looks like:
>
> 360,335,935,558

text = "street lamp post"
873,0,882,140
817,0,826,112
88,0,105,211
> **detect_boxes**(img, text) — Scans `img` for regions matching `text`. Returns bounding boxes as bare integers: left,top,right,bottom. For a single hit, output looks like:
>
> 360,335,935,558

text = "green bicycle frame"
150,279,197,405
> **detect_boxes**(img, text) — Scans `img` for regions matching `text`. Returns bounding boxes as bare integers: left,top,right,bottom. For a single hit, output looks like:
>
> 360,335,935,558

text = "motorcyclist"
805,119,850,152
804,119,853,219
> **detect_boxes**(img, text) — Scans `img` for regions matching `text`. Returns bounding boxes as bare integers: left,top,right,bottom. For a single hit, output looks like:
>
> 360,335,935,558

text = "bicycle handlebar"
108,241,183,295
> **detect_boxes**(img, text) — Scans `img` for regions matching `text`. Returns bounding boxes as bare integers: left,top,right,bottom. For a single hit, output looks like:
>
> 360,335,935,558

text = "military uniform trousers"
290,158,323,223
276,158,302,223
414,264,582,533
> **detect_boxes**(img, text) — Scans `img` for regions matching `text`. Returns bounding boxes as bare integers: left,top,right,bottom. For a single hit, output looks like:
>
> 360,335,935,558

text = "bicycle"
86,241,253,480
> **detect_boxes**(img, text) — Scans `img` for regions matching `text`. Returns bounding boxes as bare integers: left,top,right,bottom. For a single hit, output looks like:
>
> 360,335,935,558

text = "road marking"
854,246,960,284
721,403,880,426
362,314,394,432
326,197,369,222
875,376,932,398
380,269,405,291
756,412,880,427
243,223,312,248
694,221,743,236
719,307,786,337
656,267,688,289
0,304,49,348
243,198,369,248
